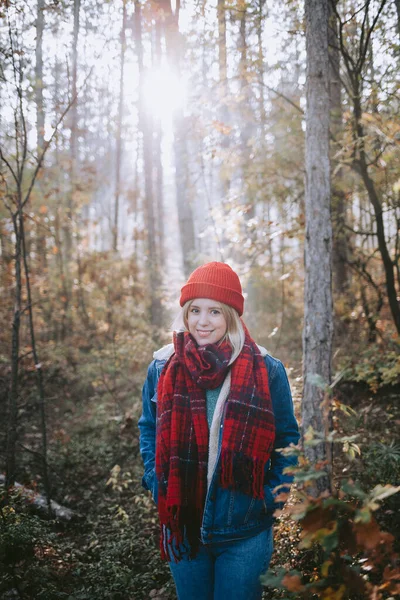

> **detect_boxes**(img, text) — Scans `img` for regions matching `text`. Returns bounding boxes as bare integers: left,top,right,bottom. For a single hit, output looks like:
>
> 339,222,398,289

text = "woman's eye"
211,310,220,315
190,308,199,314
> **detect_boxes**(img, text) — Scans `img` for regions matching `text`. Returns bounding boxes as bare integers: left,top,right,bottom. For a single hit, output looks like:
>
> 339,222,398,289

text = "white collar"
153,342,268,361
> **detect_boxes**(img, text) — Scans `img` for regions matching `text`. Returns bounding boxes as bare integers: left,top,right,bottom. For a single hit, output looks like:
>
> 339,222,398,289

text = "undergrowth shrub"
0,489,64,599
343,344,400,392
262,433,400,599
71,516,170,600
363,440,400,544
364,441,400,484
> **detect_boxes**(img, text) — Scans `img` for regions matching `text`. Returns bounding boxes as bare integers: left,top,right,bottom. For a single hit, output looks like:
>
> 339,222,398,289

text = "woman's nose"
198,311,209,325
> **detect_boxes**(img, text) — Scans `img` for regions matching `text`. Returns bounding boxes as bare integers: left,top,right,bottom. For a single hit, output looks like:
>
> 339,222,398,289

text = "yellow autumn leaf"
321,560,332,577
321,585,346,600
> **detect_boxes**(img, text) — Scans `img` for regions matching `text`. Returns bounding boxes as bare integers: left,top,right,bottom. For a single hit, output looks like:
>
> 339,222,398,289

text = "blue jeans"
169,527,273,600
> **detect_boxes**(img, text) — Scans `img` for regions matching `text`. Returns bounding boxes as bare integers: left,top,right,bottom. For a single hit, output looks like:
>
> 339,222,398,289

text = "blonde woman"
138,262,299,600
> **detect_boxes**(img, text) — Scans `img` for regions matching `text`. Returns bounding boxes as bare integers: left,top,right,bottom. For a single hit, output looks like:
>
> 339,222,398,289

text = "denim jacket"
138,346,300,545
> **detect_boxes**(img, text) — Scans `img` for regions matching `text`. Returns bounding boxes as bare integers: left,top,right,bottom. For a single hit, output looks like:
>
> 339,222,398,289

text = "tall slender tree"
113,0,127,253
153,4,165,269
334,0,399,334
35,0,47,271
1,3,71,489
217,0,228,130
256,0,273,266
164,0,196,277
36,0,45,154
65,0,80,260
329,0,348,297
395,0,400,41
302,0,333,494
134,0,162,328
217,0,231,200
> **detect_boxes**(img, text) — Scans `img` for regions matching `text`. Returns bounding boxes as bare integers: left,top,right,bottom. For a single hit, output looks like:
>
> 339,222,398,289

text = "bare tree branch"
357,0,371,72
263,81,304,115
330,0,356,74
0,148,18,186
358,0,388,74
22,65,94,210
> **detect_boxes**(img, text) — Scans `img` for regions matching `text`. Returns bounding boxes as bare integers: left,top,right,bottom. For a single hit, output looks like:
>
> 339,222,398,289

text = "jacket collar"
153,342,268,361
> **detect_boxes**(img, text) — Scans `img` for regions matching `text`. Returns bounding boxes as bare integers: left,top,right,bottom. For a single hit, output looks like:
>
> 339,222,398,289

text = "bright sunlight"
142,66,187,121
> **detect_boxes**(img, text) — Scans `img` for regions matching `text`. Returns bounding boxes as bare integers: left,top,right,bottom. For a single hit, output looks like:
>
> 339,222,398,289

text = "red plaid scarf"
155,326,275,561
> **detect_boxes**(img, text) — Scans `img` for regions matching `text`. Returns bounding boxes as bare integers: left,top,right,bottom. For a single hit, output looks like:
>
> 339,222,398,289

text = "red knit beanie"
180,262,244,316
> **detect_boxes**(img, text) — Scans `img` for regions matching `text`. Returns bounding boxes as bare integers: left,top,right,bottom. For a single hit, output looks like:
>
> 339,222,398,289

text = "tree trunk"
328,0,348,296
217,0,230,199
6,210,22,488
165,1,196,278
233,4,255,263
173,114,195,278
19,205,52,512
238,4,254,220
333,0,399,333
35,0,45,153
0,224,14,292
395,0,400,42
134,0,162,328
153,14,165,268
238,5,252,156
303,0,333,495
0,475,79,521
65,0,80,260
351,88,400,334
256,1,273,267
113,0,127,253
53,46,70,341
217,0,228,128
35,0,47,272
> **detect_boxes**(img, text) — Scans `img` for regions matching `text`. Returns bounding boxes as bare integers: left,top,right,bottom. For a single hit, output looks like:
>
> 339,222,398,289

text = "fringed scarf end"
159,506,203,563
252,458,265,500
220,449,267,499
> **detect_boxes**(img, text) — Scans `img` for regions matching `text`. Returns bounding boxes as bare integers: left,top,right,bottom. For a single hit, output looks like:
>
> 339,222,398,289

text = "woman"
138,262,300,600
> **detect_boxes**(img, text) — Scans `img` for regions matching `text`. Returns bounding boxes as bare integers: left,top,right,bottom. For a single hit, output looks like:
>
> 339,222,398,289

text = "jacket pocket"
225,490,266,527
264,486,275,512
143,468,158,504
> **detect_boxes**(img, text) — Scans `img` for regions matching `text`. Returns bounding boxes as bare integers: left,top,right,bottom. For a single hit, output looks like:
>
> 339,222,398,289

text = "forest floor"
1,357,399,599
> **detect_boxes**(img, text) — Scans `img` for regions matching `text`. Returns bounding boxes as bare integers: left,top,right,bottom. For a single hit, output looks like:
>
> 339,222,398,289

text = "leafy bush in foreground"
262,439,400,600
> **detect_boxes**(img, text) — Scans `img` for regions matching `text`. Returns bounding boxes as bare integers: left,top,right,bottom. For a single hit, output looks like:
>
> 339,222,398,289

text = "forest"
0,0,399,598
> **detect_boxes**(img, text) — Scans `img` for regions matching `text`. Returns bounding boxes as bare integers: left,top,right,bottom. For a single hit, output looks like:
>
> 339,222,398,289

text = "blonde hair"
171,299,245,364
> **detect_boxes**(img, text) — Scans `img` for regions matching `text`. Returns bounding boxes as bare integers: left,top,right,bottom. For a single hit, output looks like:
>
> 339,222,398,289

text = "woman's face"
187,298,228,346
